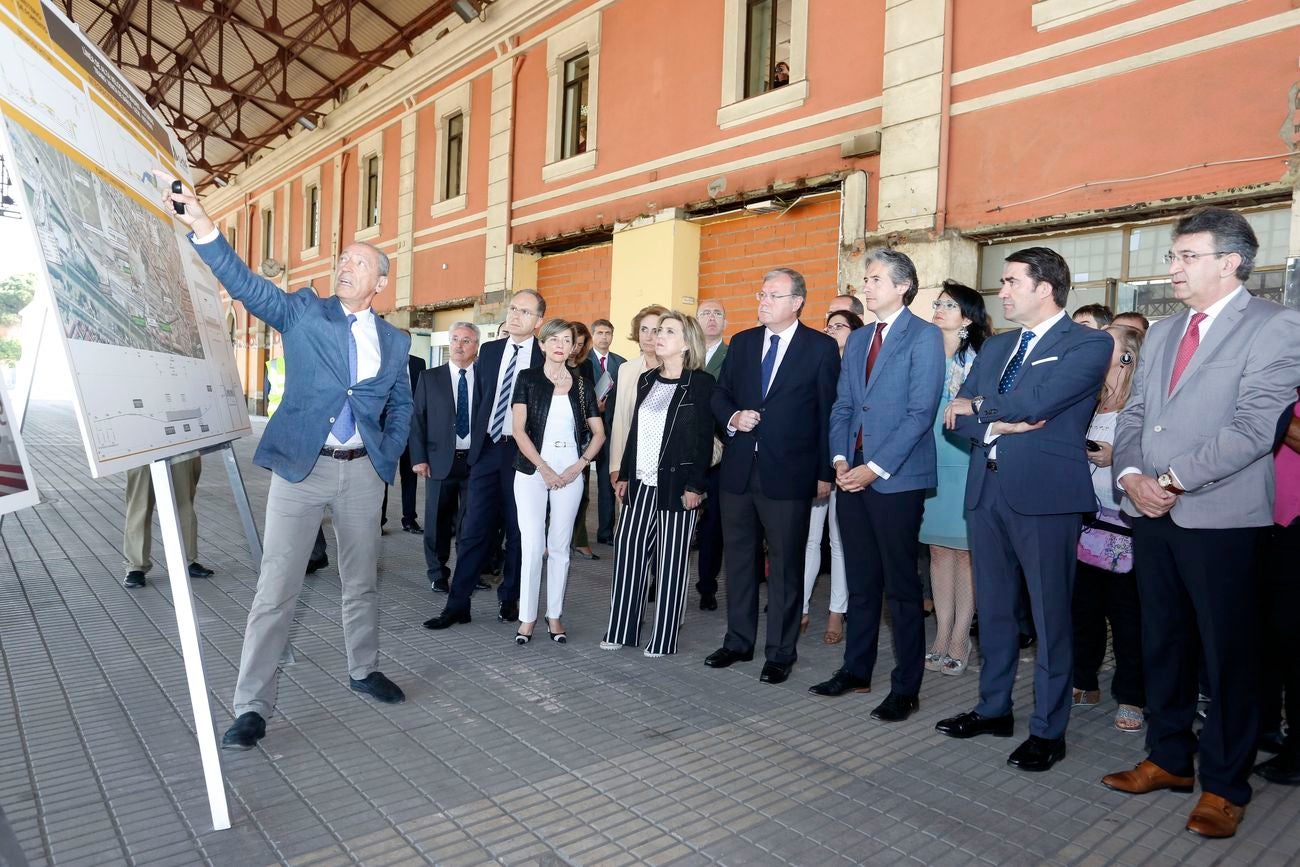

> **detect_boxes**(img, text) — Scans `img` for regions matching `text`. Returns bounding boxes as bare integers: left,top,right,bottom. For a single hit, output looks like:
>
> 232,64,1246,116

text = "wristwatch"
971,396,985,414
1156,469,1185,495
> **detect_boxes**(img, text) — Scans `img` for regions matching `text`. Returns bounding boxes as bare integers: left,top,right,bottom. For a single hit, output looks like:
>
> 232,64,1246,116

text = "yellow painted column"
608,211,701,359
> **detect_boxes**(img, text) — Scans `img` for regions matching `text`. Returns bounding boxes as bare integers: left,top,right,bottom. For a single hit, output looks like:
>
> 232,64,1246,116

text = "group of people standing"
164,183,1300,843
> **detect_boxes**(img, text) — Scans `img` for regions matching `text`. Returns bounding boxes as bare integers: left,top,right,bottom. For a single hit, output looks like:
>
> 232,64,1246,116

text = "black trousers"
1072,560,1144,705
1133,514,1263,805
595,442,615,542
381,448,419,525
422,450,470,582
837,484,927,695
1259,518,1300,742
445,438,522,615
721,460,813,666
696,464,724,596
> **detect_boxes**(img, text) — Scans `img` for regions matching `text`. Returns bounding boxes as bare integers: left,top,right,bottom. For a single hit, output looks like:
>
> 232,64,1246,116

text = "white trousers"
514,442,583,624
803,490,848,615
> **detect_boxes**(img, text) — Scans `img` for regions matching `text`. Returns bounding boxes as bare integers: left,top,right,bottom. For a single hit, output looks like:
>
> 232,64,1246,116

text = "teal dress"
919,350,976,550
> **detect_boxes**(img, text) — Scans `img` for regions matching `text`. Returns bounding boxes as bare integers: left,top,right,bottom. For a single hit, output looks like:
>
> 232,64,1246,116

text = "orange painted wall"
697,197,841,339
411,236,489,305
534,244,613,327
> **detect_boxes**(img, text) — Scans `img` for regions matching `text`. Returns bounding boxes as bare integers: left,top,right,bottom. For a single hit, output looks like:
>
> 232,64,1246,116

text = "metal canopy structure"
57,0,457,189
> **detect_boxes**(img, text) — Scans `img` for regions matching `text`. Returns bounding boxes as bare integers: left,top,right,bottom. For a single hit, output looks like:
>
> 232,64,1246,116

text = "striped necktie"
488,343,520,440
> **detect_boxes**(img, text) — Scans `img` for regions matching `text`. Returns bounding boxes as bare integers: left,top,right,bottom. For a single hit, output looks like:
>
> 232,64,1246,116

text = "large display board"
0,0,250,477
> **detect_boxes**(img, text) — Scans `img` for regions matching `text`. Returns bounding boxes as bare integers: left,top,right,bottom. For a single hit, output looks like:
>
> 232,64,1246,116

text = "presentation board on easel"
0,0,250,478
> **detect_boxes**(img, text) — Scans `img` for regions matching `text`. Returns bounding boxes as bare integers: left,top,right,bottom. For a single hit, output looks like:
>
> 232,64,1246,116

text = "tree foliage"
0,273,36,326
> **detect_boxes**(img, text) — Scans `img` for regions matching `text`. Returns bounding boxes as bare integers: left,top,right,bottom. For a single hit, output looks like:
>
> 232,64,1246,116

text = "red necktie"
855,322,887,451
599,355,606,373
1168,311,1207,395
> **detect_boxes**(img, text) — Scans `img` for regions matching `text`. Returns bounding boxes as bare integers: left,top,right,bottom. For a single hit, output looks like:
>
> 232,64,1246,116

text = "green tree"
0,273,35,326
0,338,20,364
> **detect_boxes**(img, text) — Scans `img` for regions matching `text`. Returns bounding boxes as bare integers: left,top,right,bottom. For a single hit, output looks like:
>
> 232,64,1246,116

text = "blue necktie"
331,313,359,441
455,368,470,439
489,343,520,440
998,330,1035,395
761,334,780,398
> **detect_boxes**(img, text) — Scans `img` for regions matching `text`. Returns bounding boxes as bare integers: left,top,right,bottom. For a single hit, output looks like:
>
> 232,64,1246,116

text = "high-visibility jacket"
265,356,286,417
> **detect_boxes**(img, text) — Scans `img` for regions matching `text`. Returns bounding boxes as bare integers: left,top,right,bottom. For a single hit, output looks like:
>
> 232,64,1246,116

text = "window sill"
300,245,321,261
542,149,597,183
430,194,468,219
354,224,380,242
716,79,808,129
1031,0,1137,30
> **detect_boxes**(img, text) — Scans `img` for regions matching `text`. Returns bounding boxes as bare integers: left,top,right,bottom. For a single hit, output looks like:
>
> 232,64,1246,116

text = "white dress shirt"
492,336,534,438
833,305,905,478
326,305,380,448
986,307,1068,458
450,361,475,450
726,319,799,438
705,340,723,368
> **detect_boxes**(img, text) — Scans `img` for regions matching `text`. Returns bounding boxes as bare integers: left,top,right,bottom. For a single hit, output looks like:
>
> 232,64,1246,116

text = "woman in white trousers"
511,319,605,644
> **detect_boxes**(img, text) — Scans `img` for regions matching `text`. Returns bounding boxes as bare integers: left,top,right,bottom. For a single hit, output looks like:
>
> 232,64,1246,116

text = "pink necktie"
1168,311,1207,394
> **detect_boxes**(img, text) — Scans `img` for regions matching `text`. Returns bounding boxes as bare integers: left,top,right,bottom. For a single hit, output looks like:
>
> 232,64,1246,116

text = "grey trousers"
123,456,200,572
233,455,385,718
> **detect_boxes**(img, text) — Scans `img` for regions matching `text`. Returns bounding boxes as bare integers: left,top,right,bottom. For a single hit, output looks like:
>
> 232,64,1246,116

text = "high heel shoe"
941,639,971,676
924,649,946,672
514,631,532,645
547,620,567,643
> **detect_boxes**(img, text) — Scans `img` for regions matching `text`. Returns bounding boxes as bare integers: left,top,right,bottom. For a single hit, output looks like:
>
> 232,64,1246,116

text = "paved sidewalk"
1,401,1297,866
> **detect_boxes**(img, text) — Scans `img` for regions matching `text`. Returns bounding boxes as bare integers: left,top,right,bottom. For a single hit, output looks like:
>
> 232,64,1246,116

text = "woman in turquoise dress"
919,281,988,675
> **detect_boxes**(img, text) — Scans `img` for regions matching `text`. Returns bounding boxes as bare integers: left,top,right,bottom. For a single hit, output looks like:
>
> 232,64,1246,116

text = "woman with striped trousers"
601,311,715,656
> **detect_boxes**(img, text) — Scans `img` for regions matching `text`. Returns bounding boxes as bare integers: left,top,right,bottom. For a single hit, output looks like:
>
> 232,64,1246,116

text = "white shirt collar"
764,319,800,343
1021,307,1067,339
873,306,905,333
1194,285,1244,323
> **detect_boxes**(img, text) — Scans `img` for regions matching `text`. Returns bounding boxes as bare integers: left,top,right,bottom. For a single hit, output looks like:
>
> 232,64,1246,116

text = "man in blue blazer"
811,251,944,722
165,187,414,752
410,322,480,592
424,291,546,628
935,247,1111,772
588,319,624,544
705,268,840,684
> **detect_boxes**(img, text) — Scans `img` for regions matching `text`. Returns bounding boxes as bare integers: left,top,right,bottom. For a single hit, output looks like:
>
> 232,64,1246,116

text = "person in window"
802,308,864,645
601,312,714,656
510,319,605,644
1072,324,1146,732
920,281,988,676
772,61,790,88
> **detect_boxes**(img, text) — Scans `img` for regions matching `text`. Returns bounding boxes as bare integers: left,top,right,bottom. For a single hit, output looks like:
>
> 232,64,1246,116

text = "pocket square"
1030,356,1058,366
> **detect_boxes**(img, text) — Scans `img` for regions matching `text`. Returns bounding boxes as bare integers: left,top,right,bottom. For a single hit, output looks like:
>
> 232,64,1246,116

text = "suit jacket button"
1153,425,1163,432
329,417,336,423
347,389,353,395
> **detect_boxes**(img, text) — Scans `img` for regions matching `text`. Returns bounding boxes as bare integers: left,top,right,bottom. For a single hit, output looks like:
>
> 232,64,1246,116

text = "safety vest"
265,356,286,417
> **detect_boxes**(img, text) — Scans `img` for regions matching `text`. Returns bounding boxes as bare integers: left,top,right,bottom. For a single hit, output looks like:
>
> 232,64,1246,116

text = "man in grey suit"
1103,207,1300,838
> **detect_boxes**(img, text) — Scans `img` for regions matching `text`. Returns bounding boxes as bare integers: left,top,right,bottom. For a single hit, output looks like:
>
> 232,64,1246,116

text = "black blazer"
408,363,466,480
620,368,716,512
711,322,840,499
510,367,601,474
469,336,545,463
407,355,426,396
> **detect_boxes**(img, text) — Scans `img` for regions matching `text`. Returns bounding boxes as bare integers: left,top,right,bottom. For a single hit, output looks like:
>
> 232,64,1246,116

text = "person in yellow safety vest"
264,355,329,573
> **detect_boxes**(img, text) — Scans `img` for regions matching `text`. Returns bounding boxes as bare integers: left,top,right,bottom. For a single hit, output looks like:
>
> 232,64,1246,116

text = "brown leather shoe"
1185,792,1244,838
1101,759,1195,794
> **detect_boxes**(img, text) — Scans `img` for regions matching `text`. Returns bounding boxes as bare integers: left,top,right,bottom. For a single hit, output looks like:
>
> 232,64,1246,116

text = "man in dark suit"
811,250,944,722
166,187,413,751
409,322,480,592
588,318,624,544
696,299,729,610
705,268,840,684
382,339,426,532
935,246,1111,772
424,290,546,628
1103,208,1300,837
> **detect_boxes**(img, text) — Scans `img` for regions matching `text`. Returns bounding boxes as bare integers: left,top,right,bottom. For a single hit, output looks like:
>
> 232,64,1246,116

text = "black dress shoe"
123,570,146,588
403,520,422,534
1007,735,1066,772
1019,633,1037,649
1255,748,1300,785
221,712,265,750
759,662,792,684
935,710,1015,739
704,647,753,668
431,578,450,593
188,562,215,578
596,535,613,545
305,555,328,574
350,671,405,704
474,579,491,591
809,669,871,697
423,610,470,630
871,692,920,722
1258,730,1287,755
498,602,519,623
699,593,717,611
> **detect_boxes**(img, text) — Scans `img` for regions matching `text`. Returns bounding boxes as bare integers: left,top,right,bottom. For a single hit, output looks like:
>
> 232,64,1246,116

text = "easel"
11,310,262,831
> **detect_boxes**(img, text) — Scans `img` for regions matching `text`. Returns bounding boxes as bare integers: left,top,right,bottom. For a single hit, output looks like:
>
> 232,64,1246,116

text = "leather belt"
986,459,998,472
321,446,368,461
551,441,573,449
454,449,470,458
493,435,512,445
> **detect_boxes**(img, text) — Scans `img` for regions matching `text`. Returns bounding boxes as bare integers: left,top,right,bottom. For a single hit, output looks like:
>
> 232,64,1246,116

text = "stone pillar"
608,210,700,358
896,234,979,315
394,110,418,310
484,60,515,297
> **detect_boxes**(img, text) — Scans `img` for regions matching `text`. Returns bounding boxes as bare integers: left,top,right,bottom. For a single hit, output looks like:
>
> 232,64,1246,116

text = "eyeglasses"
756,292,796,303
931,300,960,311
697,309,724,318
507,304,539,317
1162,251,1229,265
824,323,850,333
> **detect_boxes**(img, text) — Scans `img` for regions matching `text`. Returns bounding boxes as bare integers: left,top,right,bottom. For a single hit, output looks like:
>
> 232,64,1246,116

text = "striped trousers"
603,482,699,655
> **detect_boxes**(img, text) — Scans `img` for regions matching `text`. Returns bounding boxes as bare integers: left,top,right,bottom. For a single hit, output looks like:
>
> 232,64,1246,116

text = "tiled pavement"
2,401,1297,866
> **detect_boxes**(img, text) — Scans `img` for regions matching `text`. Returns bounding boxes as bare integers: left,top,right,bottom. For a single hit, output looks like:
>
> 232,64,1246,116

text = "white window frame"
717,0,809,129
258,192,276,265
542,13,600,183
300,166,322,259
1031,0,1139,30
355,131,383,240
431,81,472,218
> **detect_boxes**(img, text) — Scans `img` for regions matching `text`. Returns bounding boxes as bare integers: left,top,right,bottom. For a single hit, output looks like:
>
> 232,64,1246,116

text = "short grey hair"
449,321,480,340
833,294,864,316
763,267,807,313
1173,207,1259,281
867,249,920,305
537,317,575,344
353,241,389,277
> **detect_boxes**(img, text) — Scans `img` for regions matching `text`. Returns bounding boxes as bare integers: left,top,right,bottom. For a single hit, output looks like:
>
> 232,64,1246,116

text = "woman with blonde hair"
602,312,715,656
609,305,668,485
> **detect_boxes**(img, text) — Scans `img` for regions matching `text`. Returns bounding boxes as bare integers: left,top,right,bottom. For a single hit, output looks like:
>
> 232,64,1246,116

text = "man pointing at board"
165,184,413,751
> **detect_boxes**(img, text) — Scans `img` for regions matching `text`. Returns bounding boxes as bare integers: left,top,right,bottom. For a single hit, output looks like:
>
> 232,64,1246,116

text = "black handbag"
576,373,594,453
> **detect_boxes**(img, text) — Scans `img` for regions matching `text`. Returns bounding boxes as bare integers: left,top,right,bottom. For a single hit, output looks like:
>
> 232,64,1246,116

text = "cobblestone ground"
2,402,1297,866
